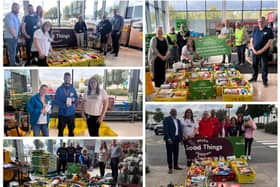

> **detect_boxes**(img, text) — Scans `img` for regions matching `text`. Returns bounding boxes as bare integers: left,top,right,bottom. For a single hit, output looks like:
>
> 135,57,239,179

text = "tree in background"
236,105,246,116
45,7,60,21
216,109,227,122
153,108,164,122
33,140,44,150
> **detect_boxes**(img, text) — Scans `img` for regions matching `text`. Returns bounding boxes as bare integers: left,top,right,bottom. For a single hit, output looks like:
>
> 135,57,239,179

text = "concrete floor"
101,46,142,67
49,121,143,137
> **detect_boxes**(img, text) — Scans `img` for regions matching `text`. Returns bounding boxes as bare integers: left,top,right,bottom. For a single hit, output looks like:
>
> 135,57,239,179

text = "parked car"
154,123,164,135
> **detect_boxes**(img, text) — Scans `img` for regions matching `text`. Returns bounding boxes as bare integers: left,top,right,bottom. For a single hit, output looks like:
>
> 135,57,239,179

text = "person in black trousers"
97,15,112,55
148,26,169,88
22,4,39,65
98,141,108,177
56,142,68,175
111,9,124,57
81,77,108,137
249,16,274,87
109,140,122,185
176,24,190,57
163,108,183,174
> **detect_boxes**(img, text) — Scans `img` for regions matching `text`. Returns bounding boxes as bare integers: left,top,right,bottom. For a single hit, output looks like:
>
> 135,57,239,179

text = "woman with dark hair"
81,77,109,136
180,108,198,166
36,5,43,25
228,117,240,136
31,21,52,66
98,141,108,177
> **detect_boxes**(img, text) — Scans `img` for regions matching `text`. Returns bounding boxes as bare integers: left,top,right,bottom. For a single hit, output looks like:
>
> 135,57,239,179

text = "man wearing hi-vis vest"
235,21,249,65
166,26,179,67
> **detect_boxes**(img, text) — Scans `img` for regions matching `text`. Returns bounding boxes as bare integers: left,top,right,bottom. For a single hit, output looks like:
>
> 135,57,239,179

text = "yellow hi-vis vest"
166,33,177,49
235,28,244,46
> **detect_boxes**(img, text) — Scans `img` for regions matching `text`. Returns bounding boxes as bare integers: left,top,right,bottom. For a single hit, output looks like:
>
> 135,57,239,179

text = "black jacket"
74,21,87,33
97,19,112,35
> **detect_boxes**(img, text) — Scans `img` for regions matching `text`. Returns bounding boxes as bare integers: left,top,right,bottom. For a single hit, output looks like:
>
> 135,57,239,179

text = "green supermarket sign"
195,35,232,57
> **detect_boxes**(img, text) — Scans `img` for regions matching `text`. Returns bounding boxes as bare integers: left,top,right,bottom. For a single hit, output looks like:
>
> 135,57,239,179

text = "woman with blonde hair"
81,77,108,136
148,26,169,87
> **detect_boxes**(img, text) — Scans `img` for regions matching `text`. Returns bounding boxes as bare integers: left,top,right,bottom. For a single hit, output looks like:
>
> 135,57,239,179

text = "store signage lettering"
55,33,71,40
184,138,234,159
51,28,77,48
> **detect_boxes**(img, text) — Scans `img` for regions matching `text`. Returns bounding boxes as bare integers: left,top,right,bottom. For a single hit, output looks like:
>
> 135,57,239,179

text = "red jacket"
199,118,214,138
210,117,220,137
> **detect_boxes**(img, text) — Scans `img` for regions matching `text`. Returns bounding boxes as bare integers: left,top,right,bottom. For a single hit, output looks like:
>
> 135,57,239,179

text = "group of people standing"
56,140,122,184
148,16,274,88
163,108,256,174
27,72,109,137
4,2,124,66
4,3,52,66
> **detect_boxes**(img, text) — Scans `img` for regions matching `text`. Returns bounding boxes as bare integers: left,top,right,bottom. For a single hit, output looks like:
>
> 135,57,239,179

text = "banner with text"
184,137,245,159
194,35,232,57
51,28,77,48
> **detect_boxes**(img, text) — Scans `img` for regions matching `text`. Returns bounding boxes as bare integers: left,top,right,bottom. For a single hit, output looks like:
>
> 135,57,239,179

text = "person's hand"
26,34,31,39
39,52,45,59
167,139,173,144
81,112,86,120
41,108,47,115
97,116,104,123
256,50,263,55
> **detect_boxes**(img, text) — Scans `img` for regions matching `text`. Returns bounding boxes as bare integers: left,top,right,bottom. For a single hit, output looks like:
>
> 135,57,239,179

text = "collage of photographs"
1,0,278,187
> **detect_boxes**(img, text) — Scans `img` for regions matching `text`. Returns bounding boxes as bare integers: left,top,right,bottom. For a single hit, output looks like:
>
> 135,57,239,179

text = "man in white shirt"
220,19,233,64
163,108,183,174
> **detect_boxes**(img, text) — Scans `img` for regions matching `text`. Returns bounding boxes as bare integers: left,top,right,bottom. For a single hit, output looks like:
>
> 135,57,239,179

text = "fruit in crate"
188,166,205,176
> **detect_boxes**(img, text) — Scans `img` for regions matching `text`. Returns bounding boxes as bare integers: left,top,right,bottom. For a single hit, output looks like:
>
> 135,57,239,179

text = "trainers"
248,78,257,82
263,82,268,87
247,155,251,160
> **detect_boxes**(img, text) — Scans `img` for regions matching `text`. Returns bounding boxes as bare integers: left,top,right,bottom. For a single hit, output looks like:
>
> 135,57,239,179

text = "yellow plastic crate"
153,89,187,102
233,167,256,184
47,61,72,67
34,118,117,136
222,86,253,101
229,158,248,168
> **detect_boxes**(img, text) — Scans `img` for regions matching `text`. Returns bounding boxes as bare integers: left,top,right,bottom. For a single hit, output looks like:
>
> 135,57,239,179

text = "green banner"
226,136,245,157
194,35,232,57
175,19,187,31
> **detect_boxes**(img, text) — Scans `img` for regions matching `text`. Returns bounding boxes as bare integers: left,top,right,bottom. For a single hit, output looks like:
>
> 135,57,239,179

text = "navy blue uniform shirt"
252,27,273,52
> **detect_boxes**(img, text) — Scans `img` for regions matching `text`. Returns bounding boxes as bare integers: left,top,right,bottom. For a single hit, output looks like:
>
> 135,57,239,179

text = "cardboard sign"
51,28,77,48
195,35,232,57
184,137,245,159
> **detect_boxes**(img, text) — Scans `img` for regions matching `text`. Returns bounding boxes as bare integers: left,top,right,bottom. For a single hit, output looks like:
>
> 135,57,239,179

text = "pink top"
242,120,257,138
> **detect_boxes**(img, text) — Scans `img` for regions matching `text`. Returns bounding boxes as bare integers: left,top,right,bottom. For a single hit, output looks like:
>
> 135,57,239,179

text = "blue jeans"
6,38,18,66
32,124,49,136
